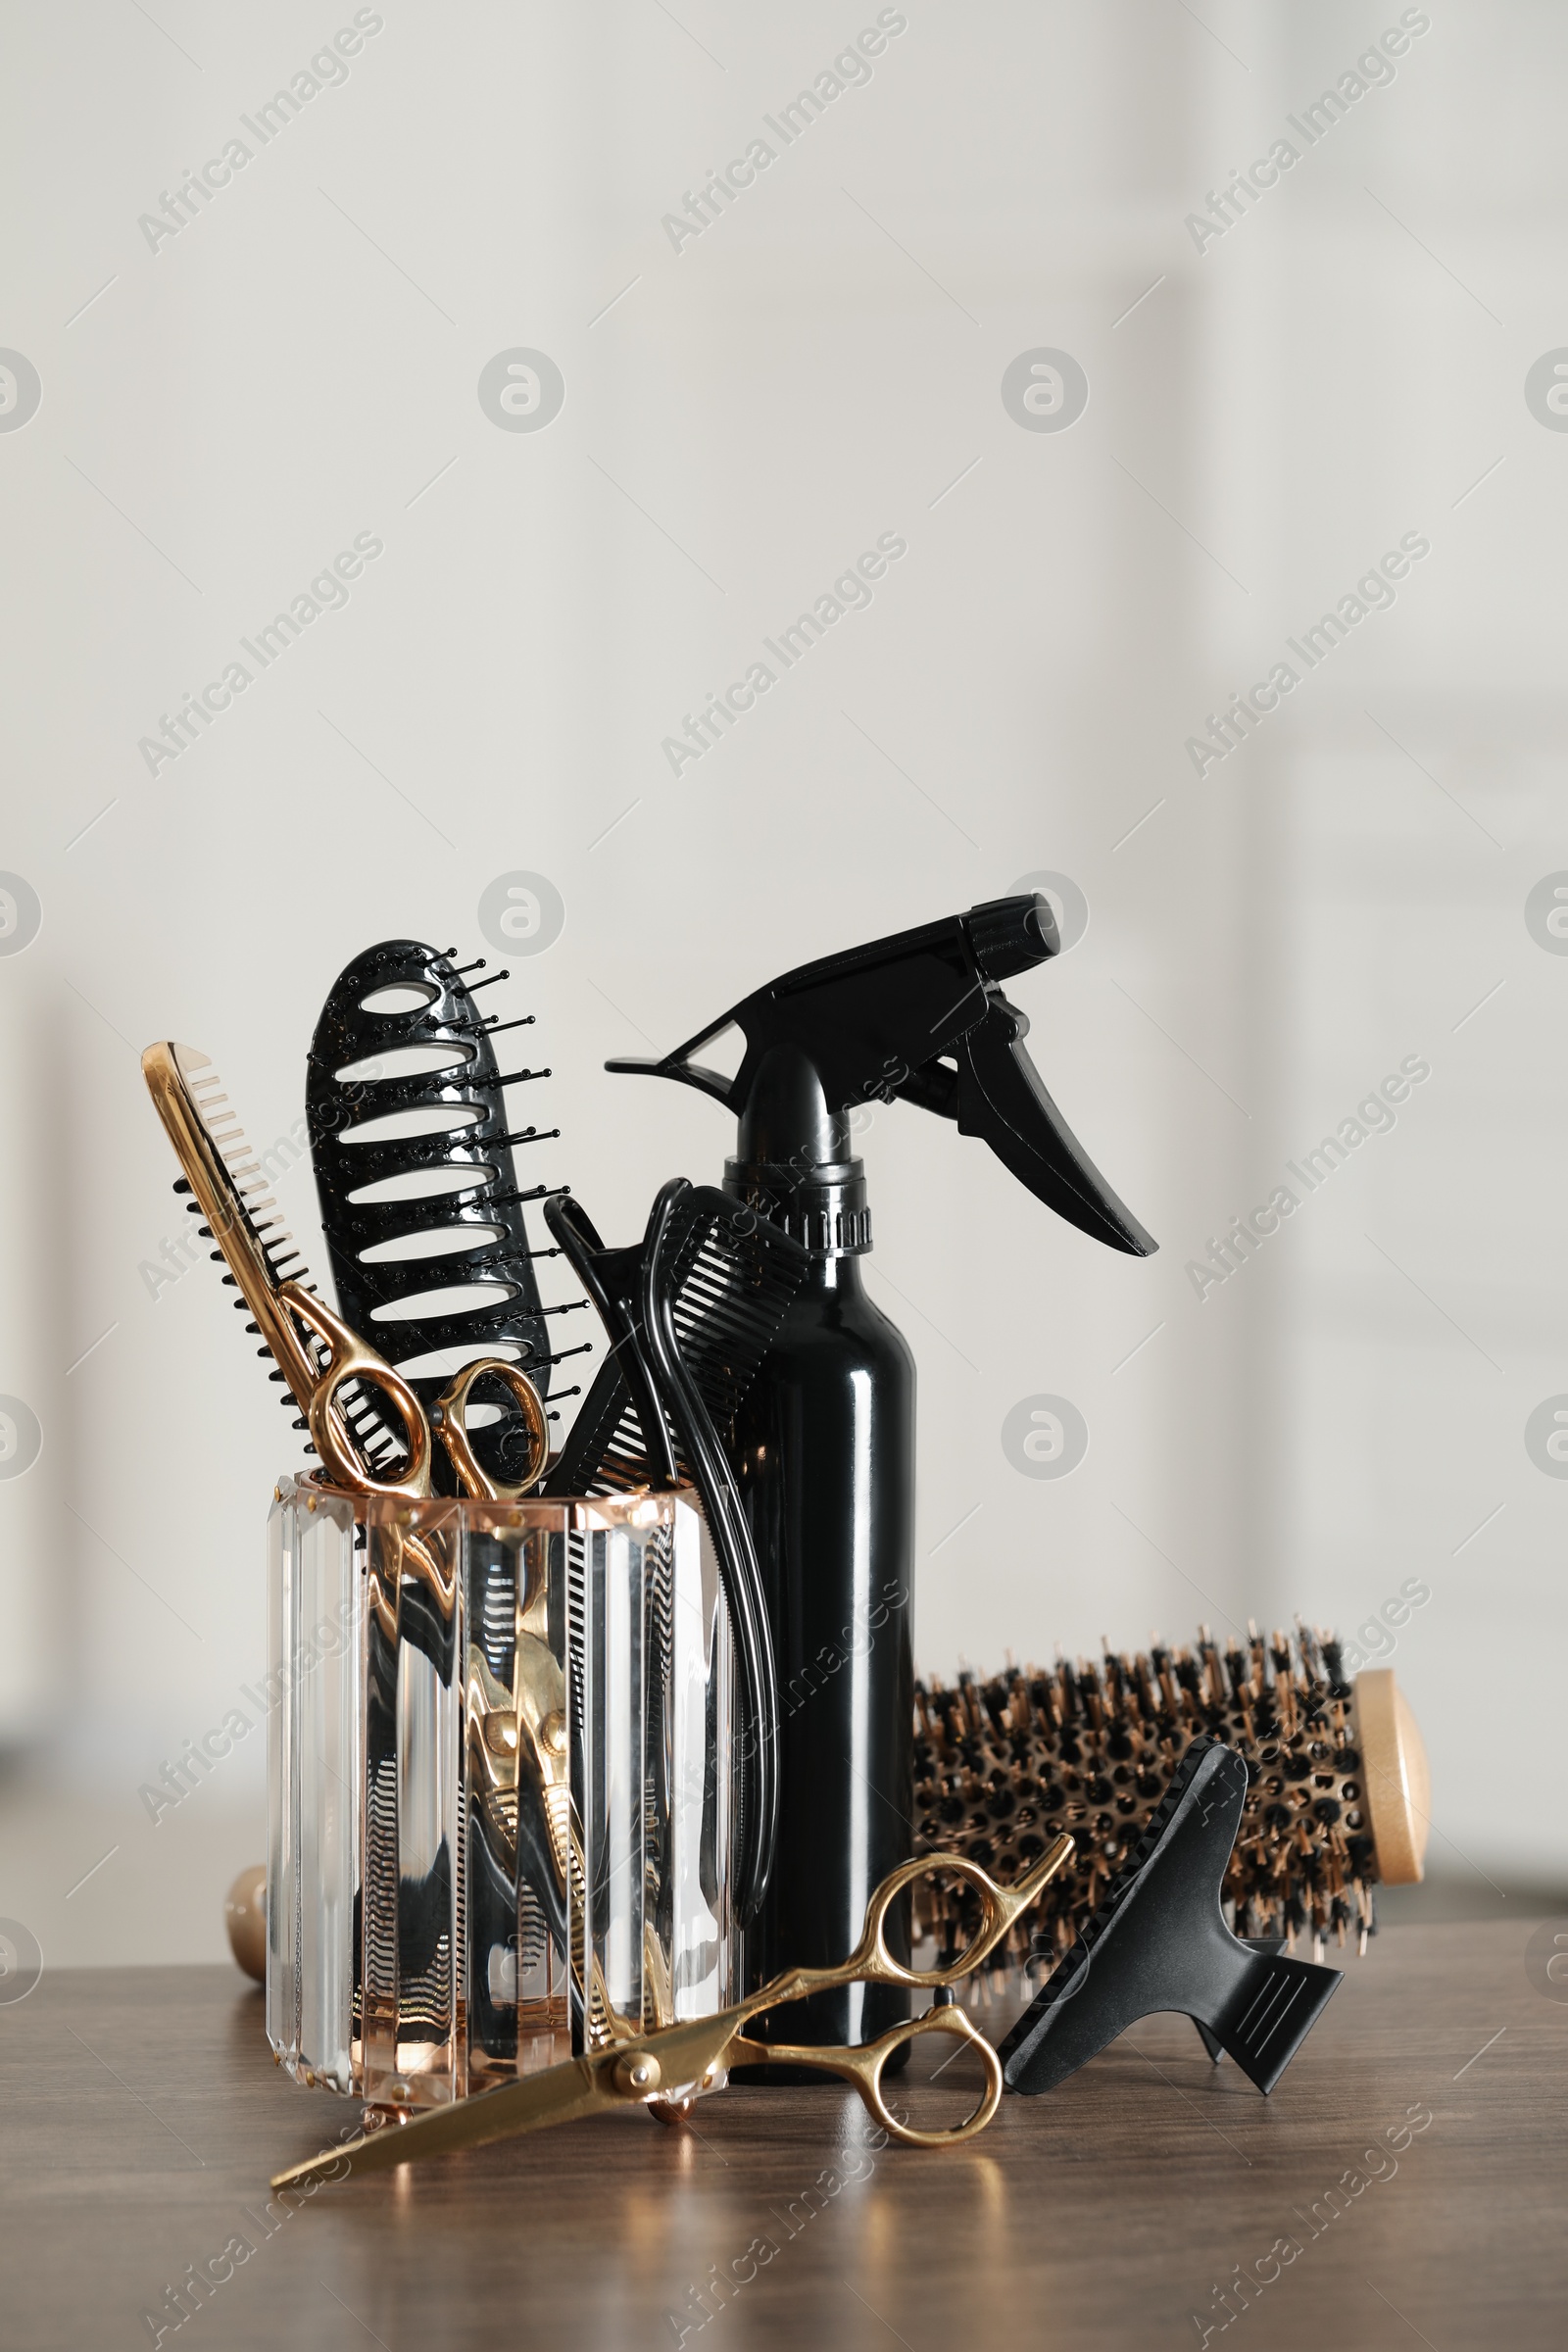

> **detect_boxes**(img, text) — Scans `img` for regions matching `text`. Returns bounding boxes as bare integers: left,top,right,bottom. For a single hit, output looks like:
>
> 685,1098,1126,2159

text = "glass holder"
266,1477,737,2111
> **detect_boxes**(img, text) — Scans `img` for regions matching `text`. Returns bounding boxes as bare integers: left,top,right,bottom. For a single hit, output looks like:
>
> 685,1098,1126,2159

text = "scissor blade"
270,2054,609,2189
1002,1835,1075,1930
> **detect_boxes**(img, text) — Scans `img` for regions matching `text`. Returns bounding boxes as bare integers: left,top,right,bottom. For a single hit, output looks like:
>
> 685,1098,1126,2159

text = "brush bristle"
914,1623,1376,1979
175,1050,407,1478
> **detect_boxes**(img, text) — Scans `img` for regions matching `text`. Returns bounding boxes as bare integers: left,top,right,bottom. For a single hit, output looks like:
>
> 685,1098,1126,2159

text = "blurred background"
1,0,1563,1965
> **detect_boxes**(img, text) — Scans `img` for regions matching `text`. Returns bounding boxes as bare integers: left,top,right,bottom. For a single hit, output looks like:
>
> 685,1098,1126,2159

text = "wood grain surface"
1,1921,1563,2350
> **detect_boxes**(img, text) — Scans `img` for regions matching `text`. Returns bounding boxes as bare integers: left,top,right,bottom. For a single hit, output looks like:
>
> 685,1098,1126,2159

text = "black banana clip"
544,1180,809,1924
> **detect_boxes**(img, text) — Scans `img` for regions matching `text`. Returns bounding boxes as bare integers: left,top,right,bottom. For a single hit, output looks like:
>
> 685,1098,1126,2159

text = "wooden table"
2,1922,1563,2350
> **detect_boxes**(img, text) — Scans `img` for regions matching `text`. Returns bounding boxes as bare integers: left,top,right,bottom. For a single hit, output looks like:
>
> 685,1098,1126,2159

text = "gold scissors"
271,1836,1075,2189
142,1040,550,1501
289,1288,550,1502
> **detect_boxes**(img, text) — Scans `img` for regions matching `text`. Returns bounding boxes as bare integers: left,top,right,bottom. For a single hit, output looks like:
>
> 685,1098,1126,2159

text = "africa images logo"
477,873,565,956
1524,1396,1568,1478
0,1920,43,2004
1002,1396,1089,1479
0,1396,42,1480
477,351,564,433
1524,351,1568,430
0,350,42,432
1524,873,1568,952
0,873,42,955
1001,351,1089,433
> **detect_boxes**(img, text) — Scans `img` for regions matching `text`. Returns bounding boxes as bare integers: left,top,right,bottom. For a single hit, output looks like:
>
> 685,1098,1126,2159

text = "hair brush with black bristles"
307,941,592,1492
913,1624,1429,1981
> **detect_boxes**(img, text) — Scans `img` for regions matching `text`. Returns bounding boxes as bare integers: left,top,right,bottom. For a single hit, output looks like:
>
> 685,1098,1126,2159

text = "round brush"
913,1623,1429,1978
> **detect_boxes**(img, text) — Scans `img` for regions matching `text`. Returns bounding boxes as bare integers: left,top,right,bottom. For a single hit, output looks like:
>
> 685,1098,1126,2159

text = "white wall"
2,0,1563,1962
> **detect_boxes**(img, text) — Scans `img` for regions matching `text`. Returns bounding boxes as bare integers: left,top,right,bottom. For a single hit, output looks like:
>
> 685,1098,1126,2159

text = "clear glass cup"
266,1478,738,2111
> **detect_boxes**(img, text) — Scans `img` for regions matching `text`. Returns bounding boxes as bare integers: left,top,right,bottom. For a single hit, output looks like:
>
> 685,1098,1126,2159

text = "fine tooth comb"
307,943,592,1493
141,1041,407,1476
545,1181,808,1498
544,1179,810,1921
998,1739,1343,2099
913,1625,1429,1981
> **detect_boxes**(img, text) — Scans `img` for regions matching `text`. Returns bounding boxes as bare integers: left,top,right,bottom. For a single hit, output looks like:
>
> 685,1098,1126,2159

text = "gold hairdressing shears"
287,1286,549,1501
272,1837,1075,2189
142,1040,550,1500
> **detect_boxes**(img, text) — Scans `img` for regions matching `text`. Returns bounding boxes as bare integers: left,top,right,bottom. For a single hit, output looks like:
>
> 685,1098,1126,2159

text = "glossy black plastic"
606,894,1158,1258
542,1181,809,1922
729,1251,915,2069
1000,1741,1342,2099
608,897,1156,2054
307,941,586,1490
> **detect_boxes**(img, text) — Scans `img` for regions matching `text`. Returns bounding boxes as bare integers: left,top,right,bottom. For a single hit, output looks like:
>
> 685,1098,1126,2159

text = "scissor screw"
540,1711,567,1756
612,2053,662,2097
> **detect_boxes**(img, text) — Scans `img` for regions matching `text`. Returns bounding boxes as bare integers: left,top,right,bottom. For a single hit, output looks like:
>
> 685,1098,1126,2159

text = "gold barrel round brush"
913,1624,1429,1980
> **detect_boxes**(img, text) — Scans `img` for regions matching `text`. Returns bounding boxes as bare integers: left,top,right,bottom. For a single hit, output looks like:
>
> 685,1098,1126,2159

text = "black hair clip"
999,1740,1342,2098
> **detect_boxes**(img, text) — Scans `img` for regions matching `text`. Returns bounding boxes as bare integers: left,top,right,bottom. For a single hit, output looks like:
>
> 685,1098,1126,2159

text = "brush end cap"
1353,1669,1430,1885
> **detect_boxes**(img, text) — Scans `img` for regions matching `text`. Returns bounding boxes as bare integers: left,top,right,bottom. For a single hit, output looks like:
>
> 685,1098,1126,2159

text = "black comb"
543,1180,809,1919
999,1740,1342,2098
307,941,591,1492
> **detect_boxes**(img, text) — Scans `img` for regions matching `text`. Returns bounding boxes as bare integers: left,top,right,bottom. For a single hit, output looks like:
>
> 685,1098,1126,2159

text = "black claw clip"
999,1740,1342,2099
1193,1937,1288,2063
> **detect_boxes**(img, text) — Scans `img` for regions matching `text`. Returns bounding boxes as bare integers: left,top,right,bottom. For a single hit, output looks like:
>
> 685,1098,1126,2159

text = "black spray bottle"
609,895,1155,2061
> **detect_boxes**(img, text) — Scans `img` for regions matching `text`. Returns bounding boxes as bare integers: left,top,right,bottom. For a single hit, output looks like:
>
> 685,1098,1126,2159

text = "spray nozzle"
607,895,1156,1258
963,892,1058,981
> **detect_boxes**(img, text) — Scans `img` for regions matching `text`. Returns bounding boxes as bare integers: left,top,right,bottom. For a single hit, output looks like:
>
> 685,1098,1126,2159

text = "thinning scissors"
271,1837,1075,2189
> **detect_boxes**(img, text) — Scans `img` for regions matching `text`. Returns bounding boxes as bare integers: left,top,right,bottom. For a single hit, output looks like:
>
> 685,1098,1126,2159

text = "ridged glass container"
266,1477,737,2110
